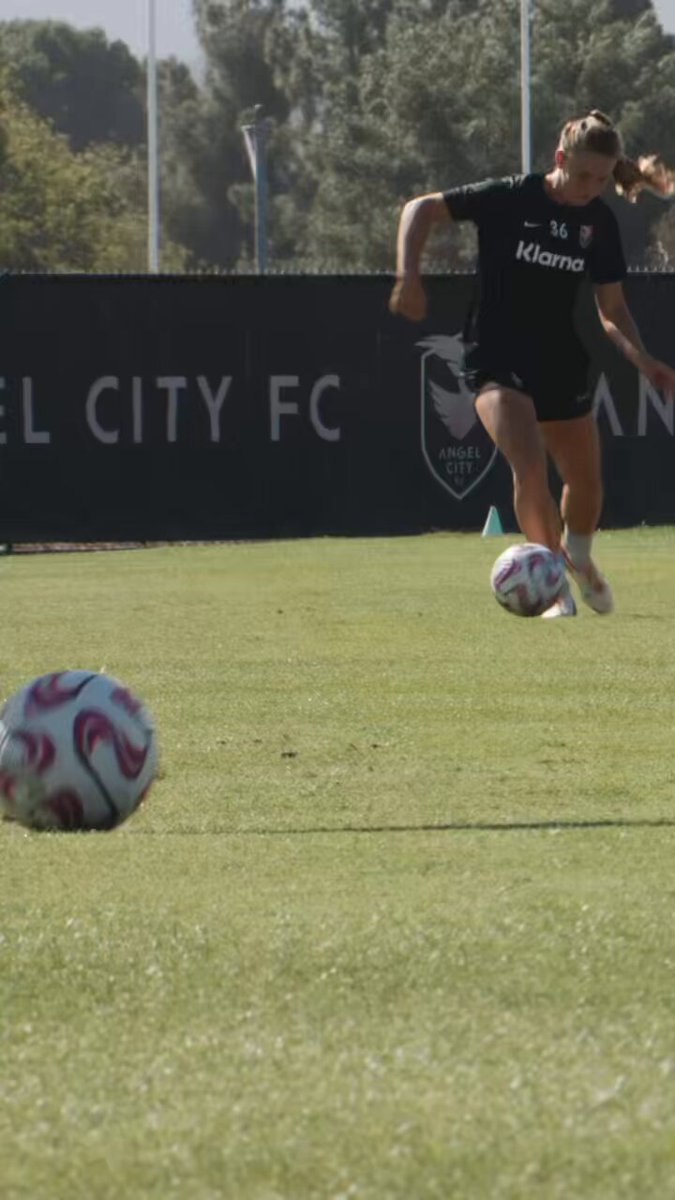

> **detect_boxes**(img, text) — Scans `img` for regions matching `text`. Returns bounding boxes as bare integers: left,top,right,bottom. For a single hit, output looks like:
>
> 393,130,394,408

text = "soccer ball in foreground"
0,671,157,831
490,543,565,617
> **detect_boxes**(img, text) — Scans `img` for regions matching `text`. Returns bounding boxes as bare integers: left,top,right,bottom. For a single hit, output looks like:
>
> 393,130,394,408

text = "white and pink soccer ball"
0,671,157,831
490,543,565,617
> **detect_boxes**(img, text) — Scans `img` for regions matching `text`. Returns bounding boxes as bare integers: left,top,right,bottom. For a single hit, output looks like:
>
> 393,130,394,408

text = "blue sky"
2,1,675,63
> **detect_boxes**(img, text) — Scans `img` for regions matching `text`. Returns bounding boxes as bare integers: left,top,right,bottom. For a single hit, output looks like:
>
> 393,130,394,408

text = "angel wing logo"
417,332,498,500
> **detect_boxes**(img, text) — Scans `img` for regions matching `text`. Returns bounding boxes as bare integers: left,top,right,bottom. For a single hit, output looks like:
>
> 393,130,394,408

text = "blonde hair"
559,110,675,203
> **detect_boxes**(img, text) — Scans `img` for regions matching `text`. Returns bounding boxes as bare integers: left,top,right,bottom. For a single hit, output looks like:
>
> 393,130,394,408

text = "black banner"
0,273,673,541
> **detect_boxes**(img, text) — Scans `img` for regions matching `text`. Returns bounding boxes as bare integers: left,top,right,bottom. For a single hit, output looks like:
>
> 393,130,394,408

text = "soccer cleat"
562,549,614,615
541,579,577,619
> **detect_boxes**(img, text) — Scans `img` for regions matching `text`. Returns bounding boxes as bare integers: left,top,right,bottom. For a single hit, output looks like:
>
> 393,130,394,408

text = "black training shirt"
443,174,627,369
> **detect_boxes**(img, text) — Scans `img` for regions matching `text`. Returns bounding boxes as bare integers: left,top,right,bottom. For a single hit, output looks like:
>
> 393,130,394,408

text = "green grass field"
2,529,675,1200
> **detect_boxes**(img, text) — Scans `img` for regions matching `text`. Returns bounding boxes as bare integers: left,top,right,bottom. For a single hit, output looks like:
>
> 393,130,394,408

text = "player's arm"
594,281,649,369
389,194,452,322
595,281,675,392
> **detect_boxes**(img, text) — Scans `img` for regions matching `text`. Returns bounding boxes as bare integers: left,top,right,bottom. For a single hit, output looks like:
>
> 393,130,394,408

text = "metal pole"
520,0,531,174
242,107,269,274
147,0,160,272
254,108,268,274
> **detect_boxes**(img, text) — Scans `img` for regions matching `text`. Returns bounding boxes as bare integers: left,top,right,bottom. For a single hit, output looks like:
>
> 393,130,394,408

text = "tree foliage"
0,20,145,150
0,77,187,271
3,2,675,270
188,0,675,270
154,58,245,268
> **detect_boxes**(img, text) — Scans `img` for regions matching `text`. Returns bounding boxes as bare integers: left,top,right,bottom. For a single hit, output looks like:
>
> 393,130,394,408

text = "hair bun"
589,110,613,127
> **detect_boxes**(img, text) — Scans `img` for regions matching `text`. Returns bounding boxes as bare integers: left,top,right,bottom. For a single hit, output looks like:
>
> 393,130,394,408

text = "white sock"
563,528,592,568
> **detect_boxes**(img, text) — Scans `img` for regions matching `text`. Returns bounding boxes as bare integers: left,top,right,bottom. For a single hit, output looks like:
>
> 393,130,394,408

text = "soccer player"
390,111,675,617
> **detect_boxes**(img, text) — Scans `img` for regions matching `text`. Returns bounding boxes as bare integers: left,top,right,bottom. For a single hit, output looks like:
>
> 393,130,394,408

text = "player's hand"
641,356,675,393
389,276,427,322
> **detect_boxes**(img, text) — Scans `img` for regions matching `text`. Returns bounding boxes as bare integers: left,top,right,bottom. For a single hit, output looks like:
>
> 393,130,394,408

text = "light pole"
242,106,269,273
147,0,160,272
520,0,531,174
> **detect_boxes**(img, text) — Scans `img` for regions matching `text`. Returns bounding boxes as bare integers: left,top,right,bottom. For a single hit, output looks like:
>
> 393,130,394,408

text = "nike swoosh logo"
523,221,541,227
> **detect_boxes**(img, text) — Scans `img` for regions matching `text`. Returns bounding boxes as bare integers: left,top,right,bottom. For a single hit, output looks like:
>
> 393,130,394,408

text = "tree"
290,0,675,270
153,57,246,269
0,18,220,270
3,1,675,272
191,0,306,267
0,78,187,271
0,20,145,150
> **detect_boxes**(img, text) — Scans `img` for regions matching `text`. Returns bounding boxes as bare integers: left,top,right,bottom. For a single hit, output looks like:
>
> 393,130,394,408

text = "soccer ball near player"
0,671,157,831
490,543,565,618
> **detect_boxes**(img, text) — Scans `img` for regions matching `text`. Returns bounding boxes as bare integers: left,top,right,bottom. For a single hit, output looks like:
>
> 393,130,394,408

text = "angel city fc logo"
417,334,498,499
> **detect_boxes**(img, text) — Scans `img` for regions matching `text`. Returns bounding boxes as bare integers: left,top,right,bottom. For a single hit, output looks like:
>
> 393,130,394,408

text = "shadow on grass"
140,818,675,835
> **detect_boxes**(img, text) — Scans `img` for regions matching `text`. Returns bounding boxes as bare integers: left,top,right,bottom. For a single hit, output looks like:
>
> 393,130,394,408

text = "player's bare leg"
542,414,613,614
475,386,575,619
474,386,561,550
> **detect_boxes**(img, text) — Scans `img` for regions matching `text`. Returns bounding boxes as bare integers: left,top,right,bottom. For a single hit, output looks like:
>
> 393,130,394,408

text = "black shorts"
461,347,592,423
